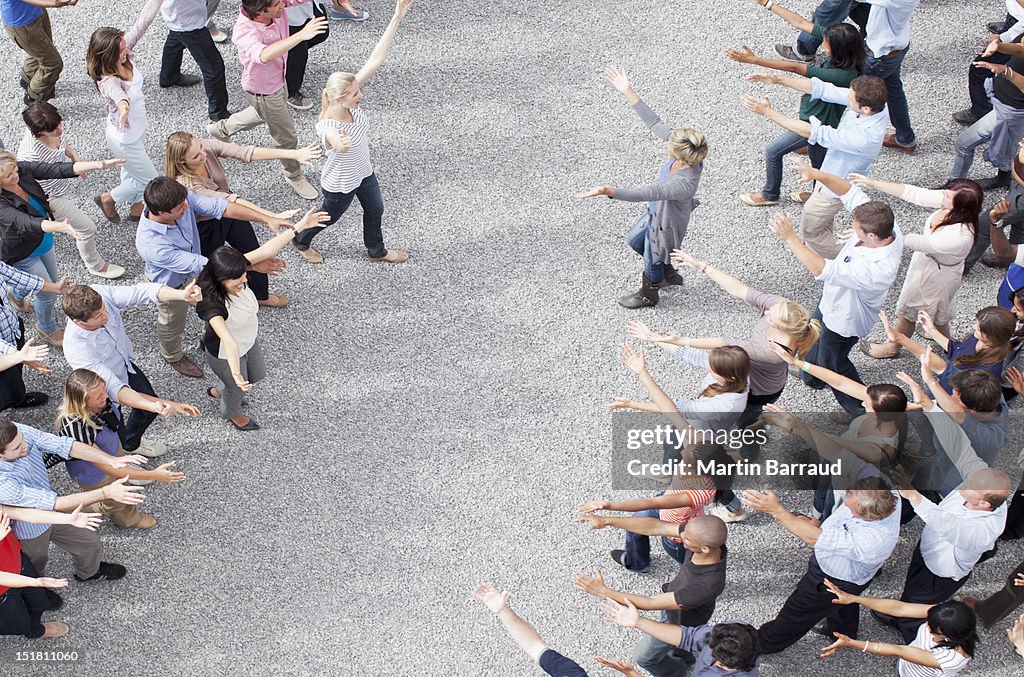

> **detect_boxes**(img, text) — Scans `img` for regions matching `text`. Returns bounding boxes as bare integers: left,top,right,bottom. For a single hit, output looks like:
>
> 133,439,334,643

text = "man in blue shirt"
135,177,283,378
1,0,77,104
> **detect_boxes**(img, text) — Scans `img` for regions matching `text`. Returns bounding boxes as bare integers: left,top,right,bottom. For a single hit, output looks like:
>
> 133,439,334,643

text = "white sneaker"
87,263,126,280
287,176,319,200
206,121,232,143
135,438,167,458
707,503,749,523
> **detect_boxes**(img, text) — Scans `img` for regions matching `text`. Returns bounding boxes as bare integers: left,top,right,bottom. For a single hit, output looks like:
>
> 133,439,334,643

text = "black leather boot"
657,266,684,287
618,275,659,309
978,170,1011,191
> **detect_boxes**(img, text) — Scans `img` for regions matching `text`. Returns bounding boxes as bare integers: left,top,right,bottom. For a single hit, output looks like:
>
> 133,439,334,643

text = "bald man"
572,515,728,677
880,402,1012,642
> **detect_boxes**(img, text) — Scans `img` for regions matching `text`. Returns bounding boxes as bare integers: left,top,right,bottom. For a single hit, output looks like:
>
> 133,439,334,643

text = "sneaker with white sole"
707,503,750,523
87,263,126,280
206,120,232,143
134,438,167,458
286,176,319,200
287,92,313,110
328,4,368,20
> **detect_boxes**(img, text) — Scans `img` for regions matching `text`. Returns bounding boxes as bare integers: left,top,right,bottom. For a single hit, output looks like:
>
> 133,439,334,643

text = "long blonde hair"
55,369,107,433
165,131,202,186
318,71,358,121
772,300,822,358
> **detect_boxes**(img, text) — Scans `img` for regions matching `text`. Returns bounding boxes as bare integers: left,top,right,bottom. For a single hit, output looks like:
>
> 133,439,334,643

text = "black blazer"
0,161,75,263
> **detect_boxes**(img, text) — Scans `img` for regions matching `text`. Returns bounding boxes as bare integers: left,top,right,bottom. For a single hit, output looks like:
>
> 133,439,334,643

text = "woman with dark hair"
880,307,1016,395
824,582,975,675
849,174,981,359
196,209,325,431
729,3,865,207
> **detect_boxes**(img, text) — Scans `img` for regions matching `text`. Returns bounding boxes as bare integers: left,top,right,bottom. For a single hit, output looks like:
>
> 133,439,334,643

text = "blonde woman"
294,0,414,264
577,66,707,309
164,130,320,307
54,369,190,529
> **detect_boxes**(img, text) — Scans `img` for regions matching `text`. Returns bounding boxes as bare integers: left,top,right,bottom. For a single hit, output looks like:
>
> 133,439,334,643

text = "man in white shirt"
770,164,903,413
159,0,230,121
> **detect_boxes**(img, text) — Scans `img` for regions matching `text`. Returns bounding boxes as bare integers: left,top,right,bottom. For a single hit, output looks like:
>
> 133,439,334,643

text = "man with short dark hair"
745,478,901,653
743,74,889,258
0,416,145,608
62,283,203,457
136,177,287,378
769,164,902,413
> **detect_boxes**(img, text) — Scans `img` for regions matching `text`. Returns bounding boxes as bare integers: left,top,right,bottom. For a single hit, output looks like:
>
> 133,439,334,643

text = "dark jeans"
796,0,868,56
286,18,328,97
0,554,48,639
0,319,27,411
759,554,869,654
1003,472,1024,540
964,179,1024,273
295,173,387,257
973,558,1024,628
866,46,915,147
895,542,970,643
197,217,268,300
119,363,158,452
801,308,866,414
762,132,827,201
625,215,665,284
622,508,685,571
160,28,229,118
969,51,1011,119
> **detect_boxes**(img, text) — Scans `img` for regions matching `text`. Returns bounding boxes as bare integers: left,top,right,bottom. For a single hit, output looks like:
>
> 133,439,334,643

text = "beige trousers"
799,185,844,259
209,86,301,180
154,278,193,362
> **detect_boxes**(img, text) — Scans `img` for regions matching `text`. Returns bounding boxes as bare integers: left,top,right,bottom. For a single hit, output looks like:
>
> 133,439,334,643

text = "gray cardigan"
613,98,703,265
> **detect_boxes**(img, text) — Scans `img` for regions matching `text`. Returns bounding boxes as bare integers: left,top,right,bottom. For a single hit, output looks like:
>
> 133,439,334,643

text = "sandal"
856,339,900,360
739,192,780,207
789,191,811,204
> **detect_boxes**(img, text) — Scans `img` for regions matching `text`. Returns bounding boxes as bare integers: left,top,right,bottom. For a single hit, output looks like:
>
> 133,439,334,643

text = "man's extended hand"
472,582,510,614
768,212,796,241
571,568,609,597
600,597,641,628
740,93,774,116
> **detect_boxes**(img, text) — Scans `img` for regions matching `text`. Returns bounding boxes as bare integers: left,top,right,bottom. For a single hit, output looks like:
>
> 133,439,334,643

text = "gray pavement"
1,0,1023,675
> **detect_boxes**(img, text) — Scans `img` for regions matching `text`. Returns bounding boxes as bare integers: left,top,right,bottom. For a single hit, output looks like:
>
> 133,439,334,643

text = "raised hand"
249,257,287,275
1006,367,1024,395
396,0,414,16
725,45,757,64
819,632,857,659
95,158,127,171
601,396,634,411
104,476,146,505
761,403,798,433
740,93,773,116
170,402,201,417
329,130,352,153
669,249,703,271
67,504,104,531
16,339,49,366
790,157,816,184
182,281,203,305
768,212,795,241
617,344,645,374
603,65,632,94
990,197,1012,223
823,578,857,606
571,569,608,597
296,209,330,231
153,461,185,483
472,582,509,614
600,597,640,628
740,488,781,514
274,208,302,220
299,15,328,40
878,310,900,344
577,500,608,514
626,320,665,343
233,372,253,392
593,657,639,676
745,72,781,86
573,514,610,530
576,186,612,199
294,144,322,165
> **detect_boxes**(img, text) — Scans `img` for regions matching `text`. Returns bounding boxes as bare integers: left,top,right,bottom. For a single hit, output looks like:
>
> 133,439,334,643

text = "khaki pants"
20,523,102,580
799,185,844,259
154,277,193,363
4,11,63,101
49,195,105,272
80,474,149,529
209,86,301,180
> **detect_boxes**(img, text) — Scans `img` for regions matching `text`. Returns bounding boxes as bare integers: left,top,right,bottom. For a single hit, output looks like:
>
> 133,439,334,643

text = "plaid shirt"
0,261,43,354
0,423,74,540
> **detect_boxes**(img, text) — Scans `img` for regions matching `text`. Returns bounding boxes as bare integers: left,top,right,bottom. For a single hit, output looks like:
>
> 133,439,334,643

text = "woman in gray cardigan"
578,65,707,308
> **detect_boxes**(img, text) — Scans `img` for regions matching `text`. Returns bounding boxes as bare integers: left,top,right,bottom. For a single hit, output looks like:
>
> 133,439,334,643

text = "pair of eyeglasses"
770,340,795,355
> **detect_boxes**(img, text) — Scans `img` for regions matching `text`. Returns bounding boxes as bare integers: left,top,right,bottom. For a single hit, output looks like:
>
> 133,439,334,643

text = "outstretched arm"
243,209,329,264
768,212,826,277
356,0,414,85
473,583,548,662
741,93,812,137
739,0,815,33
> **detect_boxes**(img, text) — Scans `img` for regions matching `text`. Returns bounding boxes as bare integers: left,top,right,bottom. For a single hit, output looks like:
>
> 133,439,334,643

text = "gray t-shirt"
723,288,788,397
678,623,760,676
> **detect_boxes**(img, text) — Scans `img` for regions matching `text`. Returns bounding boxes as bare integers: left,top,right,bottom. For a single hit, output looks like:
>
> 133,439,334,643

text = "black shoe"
657,267,684,288
208,110,232,122
23,92,32,105
810,619,833,637
871,609,897,627
609,549,648,573
230,415,260,431
981,251,1012,269
18,77,27,90
161,73,202,88
618,275,660,309
952,109,980,126
74,561,126,582
988,21,1008,34
11,392,49,409
45,589,63,611
977,170,1011,191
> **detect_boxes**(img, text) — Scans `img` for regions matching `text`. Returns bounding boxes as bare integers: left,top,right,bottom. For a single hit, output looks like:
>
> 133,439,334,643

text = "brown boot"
618,276,659,309
656,266,684,288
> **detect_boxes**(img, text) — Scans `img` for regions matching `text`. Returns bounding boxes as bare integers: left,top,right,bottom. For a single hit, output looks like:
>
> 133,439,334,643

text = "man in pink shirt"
206,0,325,199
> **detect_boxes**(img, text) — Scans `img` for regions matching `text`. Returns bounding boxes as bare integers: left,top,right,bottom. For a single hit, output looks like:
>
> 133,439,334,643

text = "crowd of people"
0,0,411,642
1,0,1024,675
481,0,1024,675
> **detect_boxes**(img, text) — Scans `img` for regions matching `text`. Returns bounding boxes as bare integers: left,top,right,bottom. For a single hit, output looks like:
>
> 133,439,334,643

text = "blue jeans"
796,0,855,57
625,216,665,283
762,132,828,201
294,172,386,257
866,47,916,146
12,249,59,332
623,508,685,571
950,110,998,179
800,307,866,414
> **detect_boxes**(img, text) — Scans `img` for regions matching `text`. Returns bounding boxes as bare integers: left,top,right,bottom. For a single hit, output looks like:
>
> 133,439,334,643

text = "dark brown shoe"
981,251,1012,268
883,133,917,154
168,356,204,378
94,194,121,224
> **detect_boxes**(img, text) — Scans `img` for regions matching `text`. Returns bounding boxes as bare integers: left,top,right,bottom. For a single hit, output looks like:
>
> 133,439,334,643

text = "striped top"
16,130,72,199
0,423,74,540
660,474,716,542
897,622,971,676
316,109,373,194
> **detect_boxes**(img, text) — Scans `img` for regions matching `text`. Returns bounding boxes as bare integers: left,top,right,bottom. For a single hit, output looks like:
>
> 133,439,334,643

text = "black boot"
657,266,684,287
978,170,1011,191
618,275,659,309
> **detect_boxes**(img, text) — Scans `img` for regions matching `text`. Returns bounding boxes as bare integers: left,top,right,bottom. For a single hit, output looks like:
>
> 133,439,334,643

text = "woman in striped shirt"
822,581,974,676
293,0,414,264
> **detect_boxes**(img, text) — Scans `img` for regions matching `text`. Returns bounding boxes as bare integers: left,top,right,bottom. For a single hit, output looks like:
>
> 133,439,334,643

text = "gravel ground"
1,0,1023,675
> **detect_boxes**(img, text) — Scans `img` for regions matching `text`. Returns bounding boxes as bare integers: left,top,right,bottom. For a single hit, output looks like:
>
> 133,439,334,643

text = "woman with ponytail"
294,0,414,264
